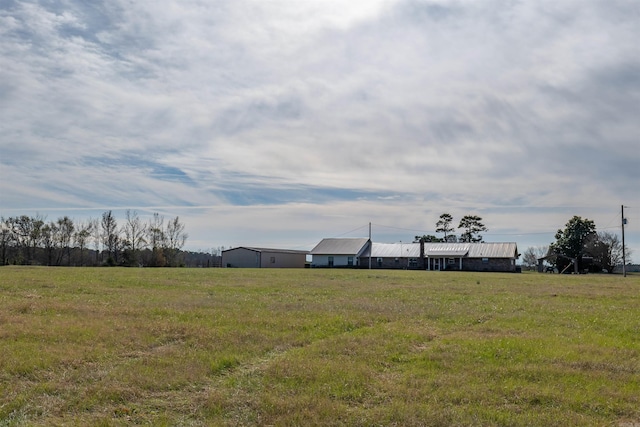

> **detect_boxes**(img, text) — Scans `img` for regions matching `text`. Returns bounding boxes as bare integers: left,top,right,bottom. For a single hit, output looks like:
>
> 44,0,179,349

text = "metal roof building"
222,247,308,268
423,242,519,272
467,242,519,258
363,242,518,271
424,243,471,257
310,238,370,255
310,238,519,272
360,242,422,258
310,238,370,268
359,242,518,259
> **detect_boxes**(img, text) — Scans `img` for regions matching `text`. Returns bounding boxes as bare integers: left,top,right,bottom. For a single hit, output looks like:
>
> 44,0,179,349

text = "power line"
373,222,558,237
334,224,369,238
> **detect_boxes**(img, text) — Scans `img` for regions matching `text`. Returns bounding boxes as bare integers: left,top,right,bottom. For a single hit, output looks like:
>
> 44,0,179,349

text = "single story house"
310,239,518,272
309,238,370,268
221,247,309,268
423,242,519,272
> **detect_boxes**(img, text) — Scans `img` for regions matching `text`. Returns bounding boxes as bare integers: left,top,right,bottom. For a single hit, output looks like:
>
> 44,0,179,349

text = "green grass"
0,267,639,426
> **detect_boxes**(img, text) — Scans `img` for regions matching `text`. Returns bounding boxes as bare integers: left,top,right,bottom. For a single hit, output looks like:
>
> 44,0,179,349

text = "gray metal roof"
223,247,309,254
310,238,370,255
424,243,470,257
466,242,518,258
363,242,519,258
361,242,421,258
310,239,518,259
423,242,517,258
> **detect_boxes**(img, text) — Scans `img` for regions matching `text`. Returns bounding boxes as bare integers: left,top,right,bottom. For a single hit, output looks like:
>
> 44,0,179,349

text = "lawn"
0,267,639,426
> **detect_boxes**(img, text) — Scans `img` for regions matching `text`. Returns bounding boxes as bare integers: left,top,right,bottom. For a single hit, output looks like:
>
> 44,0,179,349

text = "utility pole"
622,205,627,277
368,222,372,270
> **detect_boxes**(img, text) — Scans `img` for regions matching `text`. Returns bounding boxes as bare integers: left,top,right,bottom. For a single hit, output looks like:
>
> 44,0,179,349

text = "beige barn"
221,247,308,268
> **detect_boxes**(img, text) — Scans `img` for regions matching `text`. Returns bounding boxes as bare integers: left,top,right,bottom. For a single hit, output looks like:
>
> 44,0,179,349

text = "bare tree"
123,210,147,266
90,218,101,264
522,247,538,270
164,216,188,267
0,217,15,265
14,215,34,263
585,231,632,273
521,246,549,271
74,219,94,266
101,211,119,265
41,221,60,266
147,213,166,267
57,216,75,266
535,245,550,260
147,213,165,249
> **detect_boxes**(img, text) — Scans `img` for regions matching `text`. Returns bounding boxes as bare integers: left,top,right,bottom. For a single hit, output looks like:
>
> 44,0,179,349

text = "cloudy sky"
1,0,639,258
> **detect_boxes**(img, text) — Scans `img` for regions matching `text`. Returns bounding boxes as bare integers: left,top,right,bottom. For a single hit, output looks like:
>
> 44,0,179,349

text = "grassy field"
0,267,639,426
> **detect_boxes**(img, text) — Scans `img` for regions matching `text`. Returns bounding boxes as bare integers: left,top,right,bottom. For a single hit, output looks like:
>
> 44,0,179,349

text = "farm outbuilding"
221,247,308,268
309,238,370,268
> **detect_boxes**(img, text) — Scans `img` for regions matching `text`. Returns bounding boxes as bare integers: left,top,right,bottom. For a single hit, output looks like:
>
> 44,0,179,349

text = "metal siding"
259,251,307,268
221,247,260,268
222,247,308,268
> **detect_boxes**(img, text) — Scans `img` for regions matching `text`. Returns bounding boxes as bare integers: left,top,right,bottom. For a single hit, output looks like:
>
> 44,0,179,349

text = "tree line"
0,210,191,267
521,215,631,273
411,213,631,274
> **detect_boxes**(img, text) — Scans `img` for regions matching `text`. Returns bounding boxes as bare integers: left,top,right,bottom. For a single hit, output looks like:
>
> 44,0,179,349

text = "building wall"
223,248,307,268
222,248,260,268
462,257,516,272
258,251,307,268
311,254,358,268
359,256,420,269
426,257,463,271
312,254,517,271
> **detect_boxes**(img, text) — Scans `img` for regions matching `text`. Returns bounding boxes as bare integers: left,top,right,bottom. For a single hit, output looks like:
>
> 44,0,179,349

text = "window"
328,256,334,267
482,257,489,264
448,258,456,265
377,257,383,267
270,256,276,264
347,256,353,266
409,258,418,267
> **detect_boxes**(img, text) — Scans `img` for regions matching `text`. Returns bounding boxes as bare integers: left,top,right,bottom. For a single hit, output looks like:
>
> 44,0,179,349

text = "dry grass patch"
0,267,639,426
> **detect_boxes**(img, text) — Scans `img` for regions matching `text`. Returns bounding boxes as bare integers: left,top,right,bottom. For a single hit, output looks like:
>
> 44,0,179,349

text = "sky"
1,0,639,260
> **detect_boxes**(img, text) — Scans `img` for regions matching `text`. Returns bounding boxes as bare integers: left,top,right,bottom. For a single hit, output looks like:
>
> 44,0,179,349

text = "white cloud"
0,0,638,257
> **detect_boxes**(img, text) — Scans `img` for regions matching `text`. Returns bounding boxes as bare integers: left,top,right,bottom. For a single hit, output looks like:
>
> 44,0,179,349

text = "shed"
222,247,308,268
